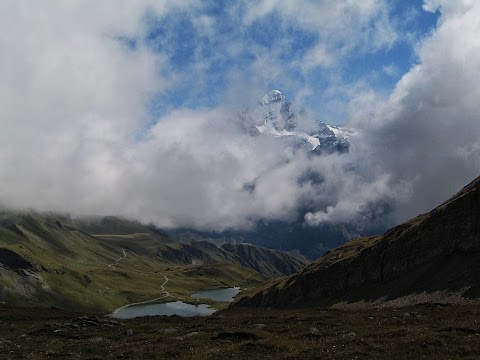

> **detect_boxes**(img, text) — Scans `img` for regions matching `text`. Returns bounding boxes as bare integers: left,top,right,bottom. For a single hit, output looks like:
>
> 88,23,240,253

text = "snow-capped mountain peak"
259,90,286,105
240,90,353,154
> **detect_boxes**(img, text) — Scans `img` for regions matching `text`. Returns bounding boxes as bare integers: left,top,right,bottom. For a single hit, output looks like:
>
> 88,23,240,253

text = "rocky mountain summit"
235,174,480,308
239,90,351,154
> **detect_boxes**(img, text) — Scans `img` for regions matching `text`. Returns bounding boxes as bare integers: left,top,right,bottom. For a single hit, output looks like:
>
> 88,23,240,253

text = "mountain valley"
1,175,480,358
0,211,307,313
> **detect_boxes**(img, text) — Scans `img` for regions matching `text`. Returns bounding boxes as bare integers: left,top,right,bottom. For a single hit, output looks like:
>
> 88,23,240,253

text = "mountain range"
0,211,307,312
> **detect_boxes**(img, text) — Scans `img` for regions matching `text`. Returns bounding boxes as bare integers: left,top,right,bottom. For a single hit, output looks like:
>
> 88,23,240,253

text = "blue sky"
132,0,440,124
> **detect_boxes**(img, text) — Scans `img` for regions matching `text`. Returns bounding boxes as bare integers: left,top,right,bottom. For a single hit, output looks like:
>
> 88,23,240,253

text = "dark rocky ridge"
235,175,480,308
155,241,308,277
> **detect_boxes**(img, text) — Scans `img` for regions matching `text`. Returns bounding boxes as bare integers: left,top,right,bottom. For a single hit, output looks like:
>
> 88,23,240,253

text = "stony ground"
1,303,480,359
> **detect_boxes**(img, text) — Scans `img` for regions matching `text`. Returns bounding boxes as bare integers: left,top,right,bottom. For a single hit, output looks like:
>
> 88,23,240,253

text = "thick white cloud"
340,0,480,222
0,0,479,233
0,1,171,210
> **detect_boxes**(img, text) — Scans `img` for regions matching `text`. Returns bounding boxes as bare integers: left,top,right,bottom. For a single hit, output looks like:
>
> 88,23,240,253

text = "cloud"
382,64,398,76
244,0,397,58
121,108,334,230
301,45,335,70
0,0,479,235
344,0,480,222
0,1,174,209
422,0,475,14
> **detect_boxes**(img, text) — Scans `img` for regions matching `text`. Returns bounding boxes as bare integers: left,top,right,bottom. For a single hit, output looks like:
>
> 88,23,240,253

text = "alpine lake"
111,287,241,319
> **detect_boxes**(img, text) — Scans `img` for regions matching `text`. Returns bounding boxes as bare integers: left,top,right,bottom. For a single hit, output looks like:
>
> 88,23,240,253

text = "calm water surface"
112,301,215,319
111,287,240,319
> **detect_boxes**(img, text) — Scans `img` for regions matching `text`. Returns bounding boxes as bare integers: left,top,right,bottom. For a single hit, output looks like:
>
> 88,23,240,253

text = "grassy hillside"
84,234,308,278
0,211,307,313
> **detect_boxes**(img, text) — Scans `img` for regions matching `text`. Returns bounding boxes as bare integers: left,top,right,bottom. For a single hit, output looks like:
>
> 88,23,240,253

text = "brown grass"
1,303,480,359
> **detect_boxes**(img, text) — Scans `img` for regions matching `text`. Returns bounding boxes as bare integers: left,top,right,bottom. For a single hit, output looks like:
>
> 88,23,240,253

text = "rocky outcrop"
235,175,480,308
0,248,34,271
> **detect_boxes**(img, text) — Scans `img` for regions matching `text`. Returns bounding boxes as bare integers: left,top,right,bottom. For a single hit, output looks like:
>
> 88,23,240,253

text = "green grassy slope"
92,230,308,277
0,211,307,313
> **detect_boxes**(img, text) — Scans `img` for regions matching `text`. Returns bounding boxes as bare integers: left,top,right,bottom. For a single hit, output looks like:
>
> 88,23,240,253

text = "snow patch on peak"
259,90,286,105
255,124,320,150
326,125,360,140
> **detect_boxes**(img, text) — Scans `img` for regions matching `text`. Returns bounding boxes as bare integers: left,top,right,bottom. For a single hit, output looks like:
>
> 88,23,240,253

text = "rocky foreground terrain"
1,304,480,359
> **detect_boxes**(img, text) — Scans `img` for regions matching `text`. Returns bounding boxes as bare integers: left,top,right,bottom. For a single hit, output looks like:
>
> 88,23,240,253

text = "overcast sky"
1,0,479,231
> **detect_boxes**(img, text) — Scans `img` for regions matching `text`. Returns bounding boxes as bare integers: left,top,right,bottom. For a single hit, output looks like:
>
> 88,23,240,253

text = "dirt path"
159,275,170,297
108,248,127,268
110,276,172,316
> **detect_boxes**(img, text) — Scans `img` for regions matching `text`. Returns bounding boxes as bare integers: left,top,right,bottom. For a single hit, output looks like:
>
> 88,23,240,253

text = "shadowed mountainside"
169,221,362,261
235,175,480,308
